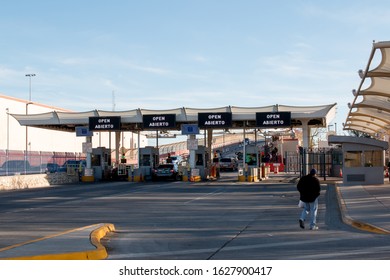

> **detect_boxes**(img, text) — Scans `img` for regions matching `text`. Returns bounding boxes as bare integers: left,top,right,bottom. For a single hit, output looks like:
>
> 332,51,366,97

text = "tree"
347,130,372,138
310,126,328,149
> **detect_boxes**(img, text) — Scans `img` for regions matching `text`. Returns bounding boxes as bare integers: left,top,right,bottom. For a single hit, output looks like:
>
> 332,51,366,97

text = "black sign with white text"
198,112,232,128
256,112,291,128
143,114,176,129
89,116,121,131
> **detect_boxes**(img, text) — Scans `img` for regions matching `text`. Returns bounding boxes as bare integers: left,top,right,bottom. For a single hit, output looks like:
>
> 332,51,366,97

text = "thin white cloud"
132,64,172,75
192,55,208,62
102,79,118,90
42,53,174,77
0,65,19,80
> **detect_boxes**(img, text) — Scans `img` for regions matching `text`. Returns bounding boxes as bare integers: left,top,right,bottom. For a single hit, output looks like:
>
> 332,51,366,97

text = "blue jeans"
300,198,319,228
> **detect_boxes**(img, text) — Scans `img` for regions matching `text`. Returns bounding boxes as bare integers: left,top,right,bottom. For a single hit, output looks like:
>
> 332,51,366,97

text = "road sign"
143,114,176,129
256,112,291,128
187,139,198,150
89,116,121,131
198,112,232,128
76,126,93,137
181,124,200,135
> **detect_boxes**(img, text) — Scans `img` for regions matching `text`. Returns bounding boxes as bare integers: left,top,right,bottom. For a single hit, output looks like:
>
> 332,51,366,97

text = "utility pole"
25,73,36,174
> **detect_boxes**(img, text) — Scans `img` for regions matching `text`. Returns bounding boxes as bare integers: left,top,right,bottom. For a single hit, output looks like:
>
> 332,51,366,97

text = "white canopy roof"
329,135,389,150
345,41,390,137
11,104,336,133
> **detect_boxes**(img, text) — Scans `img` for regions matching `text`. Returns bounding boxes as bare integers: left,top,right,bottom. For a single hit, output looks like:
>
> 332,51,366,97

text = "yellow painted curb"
238,175,245,182
334,183,390,235
190,176,201,182
89,223,115,260
133,175,143,182
0,223,115,260
82,175,95,182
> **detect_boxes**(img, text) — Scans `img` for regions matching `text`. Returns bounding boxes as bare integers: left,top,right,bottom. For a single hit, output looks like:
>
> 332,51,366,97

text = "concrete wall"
0,173,79,191
343,166,384,185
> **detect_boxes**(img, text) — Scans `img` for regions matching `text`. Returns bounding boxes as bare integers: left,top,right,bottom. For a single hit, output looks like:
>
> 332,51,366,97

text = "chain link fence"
0,150,85,176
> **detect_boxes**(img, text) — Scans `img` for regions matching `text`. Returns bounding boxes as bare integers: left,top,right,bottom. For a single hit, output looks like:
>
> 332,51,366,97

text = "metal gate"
285,148,343,178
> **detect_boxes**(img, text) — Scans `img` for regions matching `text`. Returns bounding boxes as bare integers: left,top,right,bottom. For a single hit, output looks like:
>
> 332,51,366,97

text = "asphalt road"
1,172,390,260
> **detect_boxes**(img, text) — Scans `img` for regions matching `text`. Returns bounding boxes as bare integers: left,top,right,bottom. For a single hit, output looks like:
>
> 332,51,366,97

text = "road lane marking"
184,189,225,204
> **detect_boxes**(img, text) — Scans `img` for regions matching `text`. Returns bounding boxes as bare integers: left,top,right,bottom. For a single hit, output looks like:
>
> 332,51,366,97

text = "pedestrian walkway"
1,174,390,259
337,179,390,234
266,173,390,234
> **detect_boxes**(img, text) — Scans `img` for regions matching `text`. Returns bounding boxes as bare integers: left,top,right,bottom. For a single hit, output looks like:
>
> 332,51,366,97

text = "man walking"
297,168,321,230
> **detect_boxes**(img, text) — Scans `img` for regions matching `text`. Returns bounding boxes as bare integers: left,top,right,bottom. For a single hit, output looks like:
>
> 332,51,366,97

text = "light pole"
25,102,32,174
6,108,9,151
25,73,35,102
6,108,9,175
25,73,35,174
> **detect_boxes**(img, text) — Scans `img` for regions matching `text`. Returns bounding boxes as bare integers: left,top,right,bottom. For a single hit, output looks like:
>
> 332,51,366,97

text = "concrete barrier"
0,173,79,191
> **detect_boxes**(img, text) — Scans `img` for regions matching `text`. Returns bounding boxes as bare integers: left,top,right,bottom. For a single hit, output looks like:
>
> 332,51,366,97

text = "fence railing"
284,148,343,178
1,148,344,178
0,149,86,176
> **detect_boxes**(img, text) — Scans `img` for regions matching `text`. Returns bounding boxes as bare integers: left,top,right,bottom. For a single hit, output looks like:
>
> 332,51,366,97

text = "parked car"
41,163,60,173
58,160,86,173
219,157,238,171
152,163,181,181
0,160,40,175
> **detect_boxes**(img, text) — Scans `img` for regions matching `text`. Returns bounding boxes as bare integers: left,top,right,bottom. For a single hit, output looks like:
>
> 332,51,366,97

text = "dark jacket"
297,174,321,203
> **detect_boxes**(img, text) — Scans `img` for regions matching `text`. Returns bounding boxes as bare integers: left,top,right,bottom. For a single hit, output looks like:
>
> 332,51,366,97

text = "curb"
334,183,390,235
0,223,115,260
89,223,116,260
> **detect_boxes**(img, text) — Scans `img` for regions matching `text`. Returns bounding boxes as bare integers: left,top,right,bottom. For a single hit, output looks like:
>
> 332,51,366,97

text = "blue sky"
1,0,389,134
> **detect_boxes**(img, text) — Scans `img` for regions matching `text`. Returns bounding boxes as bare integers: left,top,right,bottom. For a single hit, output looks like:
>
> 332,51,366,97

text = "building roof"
344,41,390,137
328,135,388,150
0,93,72,112
11,103,337,133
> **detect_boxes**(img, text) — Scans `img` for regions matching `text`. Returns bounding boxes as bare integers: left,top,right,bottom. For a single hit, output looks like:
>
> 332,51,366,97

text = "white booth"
328,135,388,185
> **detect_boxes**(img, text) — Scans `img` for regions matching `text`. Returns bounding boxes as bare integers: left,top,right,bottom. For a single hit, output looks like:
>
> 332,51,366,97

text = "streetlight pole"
25,73,35,174
6,108,9,151
6,108,9,175
26,73,35,102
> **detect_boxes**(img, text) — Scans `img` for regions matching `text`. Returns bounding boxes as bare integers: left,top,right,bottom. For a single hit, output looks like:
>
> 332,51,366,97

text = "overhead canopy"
329,135,389,150
344,41,390,137
11,104,337,133
12,103,336,132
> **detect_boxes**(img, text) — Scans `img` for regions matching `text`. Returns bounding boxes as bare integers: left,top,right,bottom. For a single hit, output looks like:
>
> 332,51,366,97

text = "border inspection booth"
328,135,388,185
10,103,337,183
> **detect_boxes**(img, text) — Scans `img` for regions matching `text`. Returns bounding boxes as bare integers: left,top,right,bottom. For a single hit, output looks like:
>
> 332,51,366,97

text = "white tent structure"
11,103,336,169
11,103,337,149
345,41,390,138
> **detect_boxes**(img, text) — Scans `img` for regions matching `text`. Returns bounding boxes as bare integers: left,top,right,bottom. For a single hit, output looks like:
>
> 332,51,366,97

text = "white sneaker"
310,226,319,230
